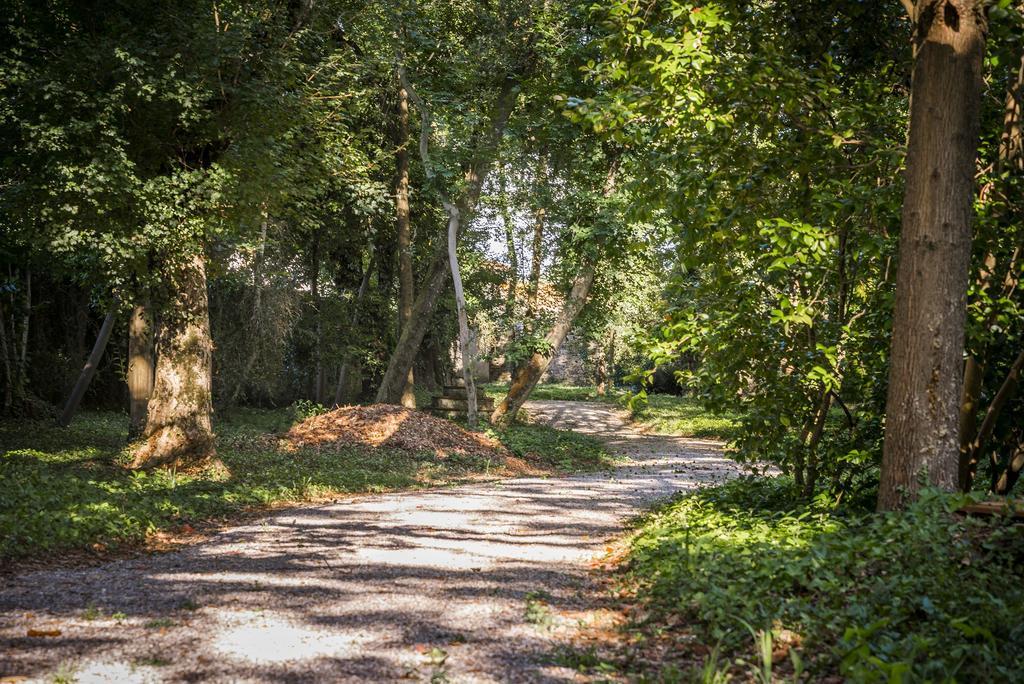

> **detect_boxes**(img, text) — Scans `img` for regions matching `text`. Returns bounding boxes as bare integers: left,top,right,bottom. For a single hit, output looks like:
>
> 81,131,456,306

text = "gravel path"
0,400,735,683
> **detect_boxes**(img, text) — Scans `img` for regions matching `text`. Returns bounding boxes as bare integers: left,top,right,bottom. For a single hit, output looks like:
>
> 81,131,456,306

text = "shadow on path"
0,400,736,683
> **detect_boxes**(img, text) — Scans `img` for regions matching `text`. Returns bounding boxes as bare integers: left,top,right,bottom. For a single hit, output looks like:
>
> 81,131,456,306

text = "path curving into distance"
0,400,736,683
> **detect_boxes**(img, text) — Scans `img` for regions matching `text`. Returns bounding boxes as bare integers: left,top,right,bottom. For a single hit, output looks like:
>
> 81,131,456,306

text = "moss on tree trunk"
131,253,217,470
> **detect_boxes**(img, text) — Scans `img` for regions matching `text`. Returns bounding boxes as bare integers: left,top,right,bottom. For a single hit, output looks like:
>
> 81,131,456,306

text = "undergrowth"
0,408,614,560
611,477,1024,682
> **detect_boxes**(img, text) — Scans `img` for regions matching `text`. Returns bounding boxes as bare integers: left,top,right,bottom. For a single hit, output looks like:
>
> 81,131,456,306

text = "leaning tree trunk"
56,305,117,427
491,261,597,427
445,202,478,426
395,75,417,409
127,301,155,438
376,66,515,405
878,0,987,511
131,253,216,470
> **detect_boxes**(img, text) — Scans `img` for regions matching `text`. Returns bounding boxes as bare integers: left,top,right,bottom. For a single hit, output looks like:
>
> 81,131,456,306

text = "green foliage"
627,394,741,441
0,408,617,558
289,399,331,422
620,478,1024,681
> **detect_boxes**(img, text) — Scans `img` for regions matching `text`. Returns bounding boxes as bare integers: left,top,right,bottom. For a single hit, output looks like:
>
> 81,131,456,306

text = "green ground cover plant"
612,477,1024,682
627,394,742,441
0,409,615,560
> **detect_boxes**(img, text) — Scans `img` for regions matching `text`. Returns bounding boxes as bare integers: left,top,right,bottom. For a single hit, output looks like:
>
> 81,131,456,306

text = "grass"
0,408,615,561
491,422,623,472
483,383,740,441
591,477,1024,682
627,394,741,440
480,382,623,403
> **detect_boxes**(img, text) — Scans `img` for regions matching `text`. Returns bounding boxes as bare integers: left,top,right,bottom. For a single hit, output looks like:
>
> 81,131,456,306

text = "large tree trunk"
56,305,117,427
491,261,597,426
395,75,417,409
131,254,216,470
878,0,987,511
127,301,155,438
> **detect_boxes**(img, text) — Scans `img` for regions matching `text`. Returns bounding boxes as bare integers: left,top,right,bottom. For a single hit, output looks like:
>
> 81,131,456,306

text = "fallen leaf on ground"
26,628,61,637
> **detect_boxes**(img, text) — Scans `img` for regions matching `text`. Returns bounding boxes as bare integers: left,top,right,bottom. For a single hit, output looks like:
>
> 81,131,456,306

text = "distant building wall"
542,333,590,384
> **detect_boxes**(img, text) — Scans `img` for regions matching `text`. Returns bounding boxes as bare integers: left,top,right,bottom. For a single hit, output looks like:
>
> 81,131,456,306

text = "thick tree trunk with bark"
491,261,597,426
128,301,155,438
395,76,417,408
131,254,216,470
878,0,987,511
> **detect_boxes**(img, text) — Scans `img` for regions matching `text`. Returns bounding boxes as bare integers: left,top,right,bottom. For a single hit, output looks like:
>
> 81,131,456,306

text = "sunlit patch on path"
0,400,736,683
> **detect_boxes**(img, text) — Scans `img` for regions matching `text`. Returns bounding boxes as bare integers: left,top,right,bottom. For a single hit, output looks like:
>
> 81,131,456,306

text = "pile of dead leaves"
285,404,511,461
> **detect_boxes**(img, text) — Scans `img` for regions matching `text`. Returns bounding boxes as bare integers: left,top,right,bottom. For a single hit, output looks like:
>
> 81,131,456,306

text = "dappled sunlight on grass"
0,409,616,560
4,395,735,569
629,394,740,440
606,477,1024,681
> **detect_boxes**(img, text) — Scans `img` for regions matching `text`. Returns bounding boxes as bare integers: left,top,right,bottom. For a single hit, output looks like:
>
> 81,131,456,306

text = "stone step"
431,396,494,411
443,387,468,399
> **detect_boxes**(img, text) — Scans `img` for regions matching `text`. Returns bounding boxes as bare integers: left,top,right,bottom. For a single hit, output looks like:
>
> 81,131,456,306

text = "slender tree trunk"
229,217,267,406
311,237,324,404
491,261,597,426
446,203,478,425
492,155,620,425
335,250,375,405
57,305,117,427
131,254,216,469
17,268,30,389
376,67,515,404
0,302,12,413
967,348,1024,478
802,388,832,497
395,75,417,408
525,158,547,321
500,171,518,326
878,0,987,511
998,51,1024,172
993,438,1024,494
957,49,1024,488
128,301,155,438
